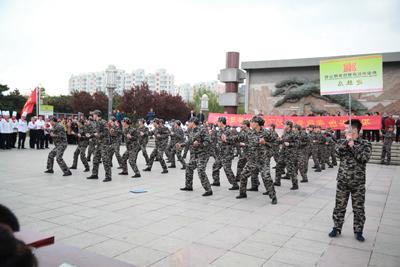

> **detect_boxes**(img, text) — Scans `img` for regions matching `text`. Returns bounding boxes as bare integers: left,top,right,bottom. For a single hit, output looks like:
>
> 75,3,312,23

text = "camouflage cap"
241,120,250,127
92,110,102,116
189,117,200,125
344,119,362,131
217,117,227,125
285,120,293,127
175,120,181,126
294,124,302,130
251,116,264,126
123,117,131,124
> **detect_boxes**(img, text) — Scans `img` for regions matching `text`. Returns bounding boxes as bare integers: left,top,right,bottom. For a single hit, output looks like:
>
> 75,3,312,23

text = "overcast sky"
0,0,399,95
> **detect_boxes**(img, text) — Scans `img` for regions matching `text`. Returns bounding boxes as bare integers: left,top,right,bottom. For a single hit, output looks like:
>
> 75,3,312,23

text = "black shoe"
87,175,98,179
300,179,308,183
202,191,213,197
181,166,186,170
315,169,322,172
236,194,247,199
63,171,72,176
161,169,168,174
84,168,90,172
143,167,151,171
69,166,77,170
168,165,176,168
180,187,193,191
328,165,333,168
87,158,91,162
355,232,365,242
333,163,337,166
290,184,299,190
281,176,290,180
262,192,269,195
117,166,123,169
119,172,128,175
274,181,281,186
321,167,325,170
312,166,317,169
211,182,220,186
271,197,278,205
247,187,258,192
328,227,341,238
131,174,141,178
103,178,112,182
272,166,276,169
229,185,239,190
44,169,54,174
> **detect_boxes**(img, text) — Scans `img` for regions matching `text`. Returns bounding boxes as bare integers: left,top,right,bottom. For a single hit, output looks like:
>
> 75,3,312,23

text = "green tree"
0,84,28,114
43,95,73,114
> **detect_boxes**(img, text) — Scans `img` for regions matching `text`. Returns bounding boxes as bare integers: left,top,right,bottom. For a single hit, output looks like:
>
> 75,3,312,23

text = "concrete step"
369,159,400,166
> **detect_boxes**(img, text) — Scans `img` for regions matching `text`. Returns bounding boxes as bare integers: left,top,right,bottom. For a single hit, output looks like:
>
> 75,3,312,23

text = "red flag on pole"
21,88,37,116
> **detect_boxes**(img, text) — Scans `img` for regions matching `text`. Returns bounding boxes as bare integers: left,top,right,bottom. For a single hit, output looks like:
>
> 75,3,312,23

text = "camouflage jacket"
238,129,251,157
138,126,149,145
78,123,93,142
110,123,122,144
124,126,139,148
280,129,298,150
298,130,311,149
51,123,67,145
95,119,112,145
186,126,210,156
150,125,170,149
216,126,237,157
335,137,372,185
170,127,185,145
242,127,274,162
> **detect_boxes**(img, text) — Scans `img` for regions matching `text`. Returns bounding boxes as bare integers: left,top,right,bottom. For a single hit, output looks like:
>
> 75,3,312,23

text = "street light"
105,65,117,120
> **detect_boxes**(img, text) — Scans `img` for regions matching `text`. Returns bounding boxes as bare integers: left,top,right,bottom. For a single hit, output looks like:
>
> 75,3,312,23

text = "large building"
241,52,400,115
69,68,175,95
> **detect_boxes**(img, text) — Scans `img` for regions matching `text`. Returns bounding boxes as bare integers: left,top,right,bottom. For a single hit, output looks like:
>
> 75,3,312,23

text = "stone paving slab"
1,145,400,267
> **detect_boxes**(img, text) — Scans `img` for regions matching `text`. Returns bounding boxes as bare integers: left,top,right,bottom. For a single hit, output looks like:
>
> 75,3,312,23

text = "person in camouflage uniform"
275,120,299,190
70,119,91,172
329,119,372,242
168,120,186,169
182,124,192,159
119,118,141,178
325,128,336,168
315,125,328,170
211,117,239,190
381,125,395,165
179,117,213,196
294,124,310,183
269,123,280,167
143,118,169,173
87,110,113,182
44,117,72,176
310,125,322,172
207,123,218,161
109,117,123,168
236,116,277,204
137,118,150,165
86,116,96,161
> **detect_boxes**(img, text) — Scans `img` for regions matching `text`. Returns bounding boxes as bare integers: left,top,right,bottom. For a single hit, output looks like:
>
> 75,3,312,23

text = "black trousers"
29,130,37,148
36,129,44,149
2,133,12,149
11,132,17,147
44,134,49,148
396,128,400,142
0,133,3,149
18,132,26,148
371,130,380,142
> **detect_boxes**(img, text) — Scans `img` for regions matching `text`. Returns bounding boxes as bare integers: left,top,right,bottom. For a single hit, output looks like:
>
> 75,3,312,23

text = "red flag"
21,88,37,116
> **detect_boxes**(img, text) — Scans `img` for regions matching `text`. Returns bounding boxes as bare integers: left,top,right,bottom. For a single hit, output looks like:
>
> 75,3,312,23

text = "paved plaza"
1,144,400,267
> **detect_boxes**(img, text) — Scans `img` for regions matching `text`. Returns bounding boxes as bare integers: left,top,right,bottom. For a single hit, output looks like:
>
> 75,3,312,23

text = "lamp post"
105,65,117,120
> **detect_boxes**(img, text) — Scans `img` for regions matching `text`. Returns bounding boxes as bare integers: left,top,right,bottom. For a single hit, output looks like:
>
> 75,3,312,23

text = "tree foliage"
43,95,73,114
118,83,190,121
0,84,28,114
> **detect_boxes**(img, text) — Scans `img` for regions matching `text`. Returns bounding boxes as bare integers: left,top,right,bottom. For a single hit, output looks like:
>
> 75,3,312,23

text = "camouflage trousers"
121,145,140,175
311,145,321,171
148,146,167,170
319,144,329,169
87,139,96,160
333,181,366,233
92,144,113,179
276,149,298,186
110,142,123,167
329,145,337,165
271,146,279,165
182,143,190,158
138,143,150,164
381,144,392,162
169,146,186,168
47,143,69,173
212,155,237,186
239,159,276,199
185,153,211,191
237,156,261,188
72,141,89,169
296,147,309,180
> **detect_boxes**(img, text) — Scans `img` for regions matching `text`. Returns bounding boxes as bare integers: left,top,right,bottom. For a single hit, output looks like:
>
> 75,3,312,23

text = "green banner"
39,105,54,116
320,55,383,95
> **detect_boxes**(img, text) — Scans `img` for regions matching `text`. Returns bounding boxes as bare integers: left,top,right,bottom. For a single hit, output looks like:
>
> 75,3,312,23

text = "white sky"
0,0,399,95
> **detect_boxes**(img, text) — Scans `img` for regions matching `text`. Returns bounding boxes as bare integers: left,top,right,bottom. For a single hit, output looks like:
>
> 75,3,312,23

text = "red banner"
207,113,382,130
21,88,37,116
